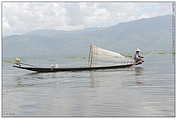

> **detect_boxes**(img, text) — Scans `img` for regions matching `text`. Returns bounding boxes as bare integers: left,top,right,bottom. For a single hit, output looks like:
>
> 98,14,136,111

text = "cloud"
2,2,173,36
3,2,67,35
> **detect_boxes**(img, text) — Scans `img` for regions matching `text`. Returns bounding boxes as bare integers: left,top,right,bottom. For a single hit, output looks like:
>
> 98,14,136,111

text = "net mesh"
88,45,134,67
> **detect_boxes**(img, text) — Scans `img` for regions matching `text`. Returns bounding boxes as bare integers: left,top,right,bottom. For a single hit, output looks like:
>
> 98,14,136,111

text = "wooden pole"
92,45,95,67
88,45,91,66
90,45,93,67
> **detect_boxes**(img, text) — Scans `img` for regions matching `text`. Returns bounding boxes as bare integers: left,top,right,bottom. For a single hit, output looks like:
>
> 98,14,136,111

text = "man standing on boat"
134,48,144,64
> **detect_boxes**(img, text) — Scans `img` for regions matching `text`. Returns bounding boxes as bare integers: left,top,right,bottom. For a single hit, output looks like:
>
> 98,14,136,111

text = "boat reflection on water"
88,71,97,88
15,67,145,88
134,67,144,76
88,67,145,88
134,67,144,85
15,72,60,88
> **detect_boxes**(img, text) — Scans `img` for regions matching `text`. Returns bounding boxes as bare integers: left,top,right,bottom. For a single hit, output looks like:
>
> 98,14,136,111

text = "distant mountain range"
3,15,174,59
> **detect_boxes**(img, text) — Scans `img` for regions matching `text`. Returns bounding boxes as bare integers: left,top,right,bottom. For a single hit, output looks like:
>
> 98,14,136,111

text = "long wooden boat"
13,45,144,73
13,63,134,73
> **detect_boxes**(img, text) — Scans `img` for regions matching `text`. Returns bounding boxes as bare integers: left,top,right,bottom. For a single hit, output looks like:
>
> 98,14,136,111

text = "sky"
2,2,174,36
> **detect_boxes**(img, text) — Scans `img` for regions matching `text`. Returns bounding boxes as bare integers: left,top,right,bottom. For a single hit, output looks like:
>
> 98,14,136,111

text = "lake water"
2,54,175,117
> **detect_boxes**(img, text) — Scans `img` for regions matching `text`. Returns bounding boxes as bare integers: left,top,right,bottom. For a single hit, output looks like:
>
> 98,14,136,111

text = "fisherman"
15,57,22,66
134,48,144,64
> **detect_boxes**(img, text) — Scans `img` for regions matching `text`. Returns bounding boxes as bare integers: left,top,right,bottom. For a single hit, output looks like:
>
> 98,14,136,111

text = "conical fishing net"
88,45,134,67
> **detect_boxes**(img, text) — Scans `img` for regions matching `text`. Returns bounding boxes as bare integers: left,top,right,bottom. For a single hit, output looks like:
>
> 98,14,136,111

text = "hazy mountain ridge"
3,15,174,58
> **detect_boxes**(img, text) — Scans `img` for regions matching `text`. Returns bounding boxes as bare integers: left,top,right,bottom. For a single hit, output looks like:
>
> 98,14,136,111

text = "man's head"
136,48,141,52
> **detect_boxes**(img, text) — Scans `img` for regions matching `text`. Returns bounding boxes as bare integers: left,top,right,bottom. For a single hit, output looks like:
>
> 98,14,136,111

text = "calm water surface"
2,54,175,116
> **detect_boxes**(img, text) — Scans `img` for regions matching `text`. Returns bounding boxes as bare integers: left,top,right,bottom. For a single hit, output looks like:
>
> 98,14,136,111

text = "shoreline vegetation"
3,51,175,64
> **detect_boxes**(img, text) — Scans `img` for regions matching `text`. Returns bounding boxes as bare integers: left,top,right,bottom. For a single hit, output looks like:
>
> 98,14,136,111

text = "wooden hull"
13,64,134,73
